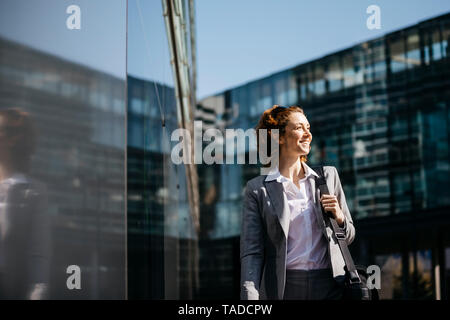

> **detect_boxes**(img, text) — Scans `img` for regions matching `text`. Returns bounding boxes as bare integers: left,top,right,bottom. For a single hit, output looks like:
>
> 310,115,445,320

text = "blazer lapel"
264,180,290,239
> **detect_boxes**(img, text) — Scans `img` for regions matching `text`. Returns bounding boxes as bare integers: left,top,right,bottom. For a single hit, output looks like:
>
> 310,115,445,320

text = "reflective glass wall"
0,0,199,300
127,0,199,299
0,0,127,298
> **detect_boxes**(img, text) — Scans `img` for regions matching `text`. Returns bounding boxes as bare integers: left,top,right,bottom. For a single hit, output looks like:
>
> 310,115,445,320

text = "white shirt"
265,162,331,270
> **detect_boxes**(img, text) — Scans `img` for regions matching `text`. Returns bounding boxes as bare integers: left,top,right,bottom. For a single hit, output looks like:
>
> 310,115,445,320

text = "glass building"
0,0,199,299
197,13,450,300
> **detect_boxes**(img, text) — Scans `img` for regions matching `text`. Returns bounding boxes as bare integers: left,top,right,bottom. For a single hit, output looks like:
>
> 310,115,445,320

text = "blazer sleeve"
240,181,264,300
332,167,356,245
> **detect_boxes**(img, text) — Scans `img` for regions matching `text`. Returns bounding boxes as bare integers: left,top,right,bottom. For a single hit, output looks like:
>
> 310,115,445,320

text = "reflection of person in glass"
240,105,355,300
0,109,50,299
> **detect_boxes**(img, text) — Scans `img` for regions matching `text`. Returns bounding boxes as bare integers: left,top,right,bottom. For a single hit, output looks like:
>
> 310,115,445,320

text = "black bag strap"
312,166,361,285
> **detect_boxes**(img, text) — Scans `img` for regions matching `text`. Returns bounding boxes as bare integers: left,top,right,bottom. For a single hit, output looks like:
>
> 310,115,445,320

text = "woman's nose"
304,130,312,139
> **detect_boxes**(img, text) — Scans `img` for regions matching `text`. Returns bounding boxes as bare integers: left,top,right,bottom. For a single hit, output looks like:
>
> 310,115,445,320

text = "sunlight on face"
280,112,312,158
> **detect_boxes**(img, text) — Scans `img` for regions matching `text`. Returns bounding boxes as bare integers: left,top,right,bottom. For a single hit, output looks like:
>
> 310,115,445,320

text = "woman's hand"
320,194,345,227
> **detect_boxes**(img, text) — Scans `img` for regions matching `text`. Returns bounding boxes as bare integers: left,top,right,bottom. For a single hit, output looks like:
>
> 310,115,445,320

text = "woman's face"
279,112,312,158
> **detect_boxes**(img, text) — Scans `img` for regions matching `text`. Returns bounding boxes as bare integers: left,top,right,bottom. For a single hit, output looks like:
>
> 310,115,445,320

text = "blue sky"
1,0,449,98
196,0,450,99
0,0,127,79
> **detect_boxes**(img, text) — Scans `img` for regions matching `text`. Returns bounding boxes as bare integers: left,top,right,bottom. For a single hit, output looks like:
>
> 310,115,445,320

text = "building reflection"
0,36,126,298
1,0,200,300
126,0,199,299
127,75,198,299
0,108,50,299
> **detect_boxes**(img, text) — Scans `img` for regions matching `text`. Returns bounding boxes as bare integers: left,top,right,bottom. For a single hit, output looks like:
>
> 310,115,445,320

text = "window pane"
391,39,407,73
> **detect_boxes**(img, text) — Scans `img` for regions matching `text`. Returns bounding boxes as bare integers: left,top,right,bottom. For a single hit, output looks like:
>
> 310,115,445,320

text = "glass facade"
198,13,450,299
0,0,127,299
0,0,198,299
126,0,200,300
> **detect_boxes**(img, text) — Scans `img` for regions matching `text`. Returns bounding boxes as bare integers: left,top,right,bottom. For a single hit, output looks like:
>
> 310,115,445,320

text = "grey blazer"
240,166,355,300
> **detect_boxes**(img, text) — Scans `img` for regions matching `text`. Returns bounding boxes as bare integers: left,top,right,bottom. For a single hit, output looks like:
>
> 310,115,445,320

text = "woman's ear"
278,133,285,145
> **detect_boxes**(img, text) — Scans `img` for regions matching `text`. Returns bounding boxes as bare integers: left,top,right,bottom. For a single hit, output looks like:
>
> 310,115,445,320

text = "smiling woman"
240,104,356,300
255,105,310,169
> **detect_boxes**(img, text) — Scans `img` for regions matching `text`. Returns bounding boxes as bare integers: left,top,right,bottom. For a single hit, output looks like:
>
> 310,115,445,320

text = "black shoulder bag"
312,166,379,300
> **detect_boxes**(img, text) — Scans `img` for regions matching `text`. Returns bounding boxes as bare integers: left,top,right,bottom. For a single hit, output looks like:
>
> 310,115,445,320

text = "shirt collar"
265,162,318,182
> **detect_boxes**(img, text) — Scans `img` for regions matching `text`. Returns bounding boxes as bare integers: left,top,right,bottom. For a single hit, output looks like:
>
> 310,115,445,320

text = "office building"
198,13,450,300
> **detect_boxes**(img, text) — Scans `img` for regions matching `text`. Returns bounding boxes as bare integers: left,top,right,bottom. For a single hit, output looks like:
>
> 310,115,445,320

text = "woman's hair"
255,104,308,166
0,108,36,173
